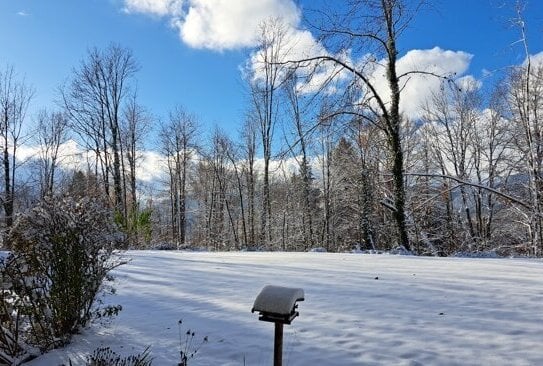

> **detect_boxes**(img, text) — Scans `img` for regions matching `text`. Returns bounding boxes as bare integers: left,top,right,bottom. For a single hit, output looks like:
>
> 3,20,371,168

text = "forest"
1,1,543,257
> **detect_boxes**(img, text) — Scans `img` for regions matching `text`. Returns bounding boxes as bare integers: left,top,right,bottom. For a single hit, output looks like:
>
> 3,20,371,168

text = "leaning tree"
283,0,430,250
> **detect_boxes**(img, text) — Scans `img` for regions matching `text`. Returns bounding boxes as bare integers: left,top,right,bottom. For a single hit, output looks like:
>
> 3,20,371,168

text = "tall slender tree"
0,66,33,231
241,117,258,248
249,18,289,247
122,94,152,217
284,74,316,249
160,107,198,247
62,44,138,221
35,109,69,198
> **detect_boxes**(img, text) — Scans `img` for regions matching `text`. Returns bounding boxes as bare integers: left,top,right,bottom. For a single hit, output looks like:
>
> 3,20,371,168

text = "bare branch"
404,172,530,209
276,55,391,122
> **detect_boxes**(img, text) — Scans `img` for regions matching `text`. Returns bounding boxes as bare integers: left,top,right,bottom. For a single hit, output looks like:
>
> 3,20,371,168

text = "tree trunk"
385,5,410,250
3,141,12,229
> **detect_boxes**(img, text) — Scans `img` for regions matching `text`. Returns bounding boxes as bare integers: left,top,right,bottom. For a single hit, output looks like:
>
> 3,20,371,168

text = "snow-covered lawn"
28,251,543,365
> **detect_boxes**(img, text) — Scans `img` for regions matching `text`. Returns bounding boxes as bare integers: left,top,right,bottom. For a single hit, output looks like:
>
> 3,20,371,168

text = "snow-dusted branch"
404,172,530,209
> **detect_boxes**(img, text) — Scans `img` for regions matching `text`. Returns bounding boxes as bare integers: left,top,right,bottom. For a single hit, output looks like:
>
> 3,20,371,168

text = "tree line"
1,0,542,256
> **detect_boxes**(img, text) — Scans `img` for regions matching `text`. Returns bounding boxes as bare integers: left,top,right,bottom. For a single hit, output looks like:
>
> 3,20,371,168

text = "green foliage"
127,208,153,248
112,205,154,248
134,208,153,244
114,210,126,231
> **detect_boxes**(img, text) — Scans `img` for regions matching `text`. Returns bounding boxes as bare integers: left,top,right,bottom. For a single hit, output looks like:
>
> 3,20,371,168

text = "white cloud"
247,26,326,80
17,10,30,16
245,22,351,97
368,47,474,120
122,1,479,122
137,150,168,182
456,75,482,92
295,48,353,95
123,0,301,50
123,0,183,17
524,51,543,68
177,0,300,50
19,140,99,172
122,0,346,92
19,140,167,183
252,154,323,180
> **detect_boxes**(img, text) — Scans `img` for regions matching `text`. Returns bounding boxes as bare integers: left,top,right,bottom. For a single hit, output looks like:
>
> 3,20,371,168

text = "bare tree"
241,116,258,248
507,62,543,255
421,84,480,249
0,66,33,231
281,0,439,250
62,44,139,221
470,84,515,251
316,104,335,251
283,74,316,249
121,93,152,217
208,129,240,249
249,18,290,247
191,136,228,250
35,109,69,198
503,1,543,255
160,106,198,247
222,133,249,248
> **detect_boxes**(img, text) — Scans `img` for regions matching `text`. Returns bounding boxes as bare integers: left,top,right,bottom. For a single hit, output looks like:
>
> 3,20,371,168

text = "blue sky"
1,0,542,143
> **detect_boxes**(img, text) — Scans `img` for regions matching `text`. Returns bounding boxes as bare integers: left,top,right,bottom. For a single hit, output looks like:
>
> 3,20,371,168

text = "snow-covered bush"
0,274,41,364
0,196,125,363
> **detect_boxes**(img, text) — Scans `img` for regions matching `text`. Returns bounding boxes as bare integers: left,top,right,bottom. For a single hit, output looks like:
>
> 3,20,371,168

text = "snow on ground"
28,251,543,365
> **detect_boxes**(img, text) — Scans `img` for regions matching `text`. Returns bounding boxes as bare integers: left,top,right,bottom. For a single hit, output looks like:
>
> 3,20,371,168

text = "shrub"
84,346,152,366
151,242,178,250
62,346,152,366
0,196,125,363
